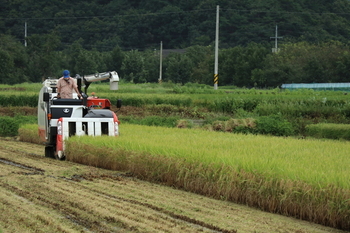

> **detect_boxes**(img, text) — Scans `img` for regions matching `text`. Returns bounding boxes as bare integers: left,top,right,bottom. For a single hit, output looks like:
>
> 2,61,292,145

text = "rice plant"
19,123,350,230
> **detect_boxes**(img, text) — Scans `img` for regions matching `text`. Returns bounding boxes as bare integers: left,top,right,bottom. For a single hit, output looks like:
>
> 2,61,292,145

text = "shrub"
0,116,19,136
255,114,294,136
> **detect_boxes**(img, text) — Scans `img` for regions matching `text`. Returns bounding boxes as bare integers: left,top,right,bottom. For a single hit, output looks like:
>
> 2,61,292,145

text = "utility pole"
24,21,27,47
214,5,219,90
270,25,282,53
159,41,163,83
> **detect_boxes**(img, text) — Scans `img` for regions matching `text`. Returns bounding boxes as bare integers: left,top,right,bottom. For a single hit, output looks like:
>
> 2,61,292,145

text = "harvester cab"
38,71,122,160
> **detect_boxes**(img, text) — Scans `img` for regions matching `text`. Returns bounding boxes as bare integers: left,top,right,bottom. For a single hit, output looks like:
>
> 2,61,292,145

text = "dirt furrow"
0,157,44,173
53,178,235,233
0,188,80,233
1,169,225,232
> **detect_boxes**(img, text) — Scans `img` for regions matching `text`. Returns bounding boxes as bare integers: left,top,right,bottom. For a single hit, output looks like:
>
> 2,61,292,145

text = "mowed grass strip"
19,124,350,230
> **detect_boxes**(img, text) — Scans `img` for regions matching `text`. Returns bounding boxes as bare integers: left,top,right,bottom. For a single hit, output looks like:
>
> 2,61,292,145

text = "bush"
0,116,19,136
255,114,294,136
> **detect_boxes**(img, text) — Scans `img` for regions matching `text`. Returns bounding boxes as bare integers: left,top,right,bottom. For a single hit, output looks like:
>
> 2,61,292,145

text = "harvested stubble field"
0,137,347,233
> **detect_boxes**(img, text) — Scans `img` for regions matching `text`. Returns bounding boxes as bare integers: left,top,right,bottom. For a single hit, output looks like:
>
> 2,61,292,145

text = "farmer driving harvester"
57,70,82,99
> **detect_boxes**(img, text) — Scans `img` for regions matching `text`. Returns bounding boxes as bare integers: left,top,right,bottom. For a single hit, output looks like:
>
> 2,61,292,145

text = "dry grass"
18,124,43,144
224,118,256,132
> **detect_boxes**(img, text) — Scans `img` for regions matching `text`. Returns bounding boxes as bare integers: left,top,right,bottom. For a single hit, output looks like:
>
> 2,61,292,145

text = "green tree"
186,45,213,84
0,49,15,84
335,50,350,82
104,46,125,77
4,0,350,51
252,41,350,88
74,50,99,75
142,50,161,83
0,34,29,84
26,32,61,82
121,50,146,83
219,43,269,87
164,53,193,84
63,40,84,75
152,5,189,48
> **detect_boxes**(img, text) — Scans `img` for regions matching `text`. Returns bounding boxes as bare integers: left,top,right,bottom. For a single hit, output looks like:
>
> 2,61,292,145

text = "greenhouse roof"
281,83,350,90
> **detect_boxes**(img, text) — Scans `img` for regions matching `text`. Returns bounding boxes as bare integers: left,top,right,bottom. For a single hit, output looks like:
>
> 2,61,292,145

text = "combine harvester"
38,71,122,160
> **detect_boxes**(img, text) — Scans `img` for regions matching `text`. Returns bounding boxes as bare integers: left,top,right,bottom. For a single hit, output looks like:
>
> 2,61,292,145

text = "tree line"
3,0,350,87
2,33,350,88
2,0,350,51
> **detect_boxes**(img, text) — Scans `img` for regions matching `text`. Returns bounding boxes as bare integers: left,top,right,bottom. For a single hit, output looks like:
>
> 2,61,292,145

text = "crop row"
2,91,350,110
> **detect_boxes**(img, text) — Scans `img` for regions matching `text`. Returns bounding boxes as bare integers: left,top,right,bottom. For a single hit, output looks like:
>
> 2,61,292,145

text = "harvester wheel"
45,146,55,158
55,150,65,160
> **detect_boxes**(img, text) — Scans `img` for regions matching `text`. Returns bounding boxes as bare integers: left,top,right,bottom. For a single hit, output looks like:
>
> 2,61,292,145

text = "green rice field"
72,124,349,189
58,123,350,230
10,81,350,230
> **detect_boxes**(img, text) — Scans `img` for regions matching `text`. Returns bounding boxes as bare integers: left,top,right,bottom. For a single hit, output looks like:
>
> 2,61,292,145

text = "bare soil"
0,137,346,233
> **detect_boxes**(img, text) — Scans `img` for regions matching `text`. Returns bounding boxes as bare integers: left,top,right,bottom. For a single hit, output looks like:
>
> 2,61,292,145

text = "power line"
0,8,214,21
5,7,350,21
224,8,350,16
